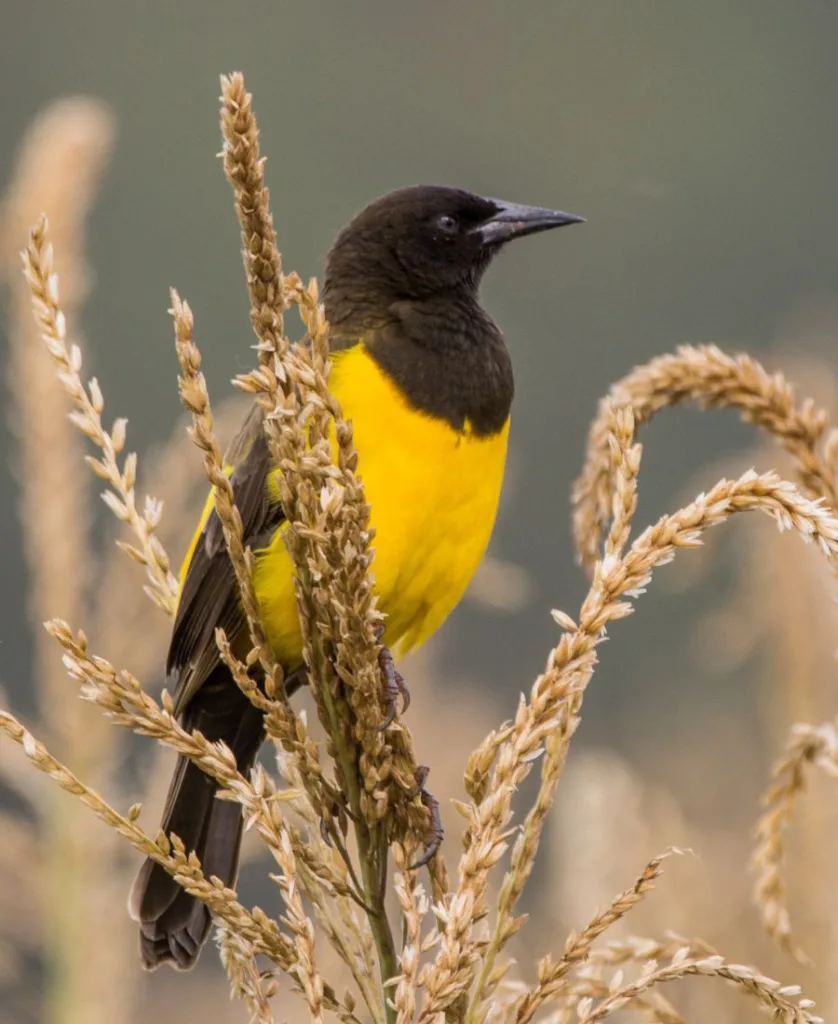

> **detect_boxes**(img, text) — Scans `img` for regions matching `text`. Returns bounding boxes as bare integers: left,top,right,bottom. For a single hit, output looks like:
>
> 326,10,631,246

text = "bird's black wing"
167,403,284,716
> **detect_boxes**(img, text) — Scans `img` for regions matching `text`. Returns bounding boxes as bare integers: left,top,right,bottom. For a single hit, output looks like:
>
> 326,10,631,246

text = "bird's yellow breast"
251,344,509,664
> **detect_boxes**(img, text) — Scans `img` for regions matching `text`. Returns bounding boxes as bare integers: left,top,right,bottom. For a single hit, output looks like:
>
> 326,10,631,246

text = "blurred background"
2,3,838,1021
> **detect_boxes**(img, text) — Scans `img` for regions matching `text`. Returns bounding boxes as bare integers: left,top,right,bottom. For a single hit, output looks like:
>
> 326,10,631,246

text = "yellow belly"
250,344,509,664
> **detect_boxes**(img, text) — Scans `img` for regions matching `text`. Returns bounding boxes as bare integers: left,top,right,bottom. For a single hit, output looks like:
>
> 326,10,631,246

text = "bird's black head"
324,185,583,332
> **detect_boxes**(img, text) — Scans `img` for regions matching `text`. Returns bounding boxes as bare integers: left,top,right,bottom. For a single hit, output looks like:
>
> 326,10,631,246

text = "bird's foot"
376,632,410,730
370,629,439,862
410,765,444,868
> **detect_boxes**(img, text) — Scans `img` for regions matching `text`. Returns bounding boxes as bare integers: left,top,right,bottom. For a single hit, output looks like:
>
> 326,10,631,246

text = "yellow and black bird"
129,185,583,969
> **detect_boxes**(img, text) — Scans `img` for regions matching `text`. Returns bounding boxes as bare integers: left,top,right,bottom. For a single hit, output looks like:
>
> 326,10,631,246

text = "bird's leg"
370,630,442,861
410,765,444,868
375,627,411,730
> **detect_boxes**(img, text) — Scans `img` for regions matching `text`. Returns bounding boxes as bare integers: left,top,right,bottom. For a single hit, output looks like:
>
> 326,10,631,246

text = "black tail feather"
129,671,265,970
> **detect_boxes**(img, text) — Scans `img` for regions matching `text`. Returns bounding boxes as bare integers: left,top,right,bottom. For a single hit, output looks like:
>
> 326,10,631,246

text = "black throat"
356,294,514,437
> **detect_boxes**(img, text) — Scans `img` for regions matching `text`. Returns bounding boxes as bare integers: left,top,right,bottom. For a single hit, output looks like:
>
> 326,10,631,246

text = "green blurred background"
4,1,838,740
2,3,838,1019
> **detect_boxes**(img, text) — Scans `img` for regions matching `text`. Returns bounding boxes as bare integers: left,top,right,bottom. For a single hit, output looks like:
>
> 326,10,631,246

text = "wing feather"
167,404,284,715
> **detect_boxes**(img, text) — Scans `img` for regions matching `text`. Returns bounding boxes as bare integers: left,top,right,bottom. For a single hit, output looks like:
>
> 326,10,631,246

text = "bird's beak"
473,200,585,246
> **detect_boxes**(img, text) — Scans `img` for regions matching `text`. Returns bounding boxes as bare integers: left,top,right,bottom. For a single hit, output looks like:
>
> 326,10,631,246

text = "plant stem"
299,565,398,1024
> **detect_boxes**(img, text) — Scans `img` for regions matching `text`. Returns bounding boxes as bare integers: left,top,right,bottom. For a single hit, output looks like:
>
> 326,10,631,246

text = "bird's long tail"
128,672,265,970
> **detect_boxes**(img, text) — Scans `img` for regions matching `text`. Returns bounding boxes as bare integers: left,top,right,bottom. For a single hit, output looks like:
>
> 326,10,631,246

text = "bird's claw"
371,630,438,863
409,765,443,868
377,636,410,730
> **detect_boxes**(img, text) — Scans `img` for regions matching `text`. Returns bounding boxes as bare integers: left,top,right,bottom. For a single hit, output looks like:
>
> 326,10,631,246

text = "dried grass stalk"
21,218,178,615
513,850,677,1024
218,74,435,1020
575,949,821,1023
470,405,643,1021
0,96,143,1024
0,708,293,966
170,291,319,784
217,925,277,1024
1,98,110,691
573,344,837,571
220,72,290,360
392,843,429,1024
552,933,720,1023
434,464,838,1022
219,76,425,826
47,619,348,906
0,698,361,1021
753,719,838,962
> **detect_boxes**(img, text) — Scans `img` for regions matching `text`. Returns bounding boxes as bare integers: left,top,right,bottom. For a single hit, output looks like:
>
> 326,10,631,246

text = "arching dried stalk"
572,344,837,572
753,719,838,962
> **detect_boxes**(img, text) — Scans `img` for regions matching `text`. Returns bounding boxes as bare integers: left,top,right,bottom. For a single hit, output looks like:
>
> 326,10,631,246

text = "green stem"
300,569,398,1024
358,822,399,1024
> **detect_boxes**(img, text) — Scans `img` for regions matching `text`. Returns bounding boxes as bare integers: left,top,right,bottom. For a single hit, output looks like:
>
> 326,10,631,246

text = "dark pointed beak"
473,199,585,246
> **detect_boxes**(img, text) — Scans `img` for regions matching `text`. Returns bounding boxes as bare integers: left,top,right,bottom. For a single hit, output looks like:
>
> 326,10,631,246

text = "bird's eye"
436,214,459,235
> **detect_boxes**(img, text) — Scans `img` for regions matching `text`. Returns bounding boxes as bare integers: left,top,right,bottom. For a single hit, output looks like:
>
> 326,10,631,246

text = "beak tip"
556,212,585,227
476,199,586,245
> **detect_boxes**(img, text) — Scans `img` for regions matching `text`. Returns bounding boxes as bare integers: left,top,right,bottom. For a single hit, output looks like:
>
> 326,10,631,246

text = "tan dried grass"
3,75,837,1024
753,719,838,964
572,344,838,571
0,96,142,1024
